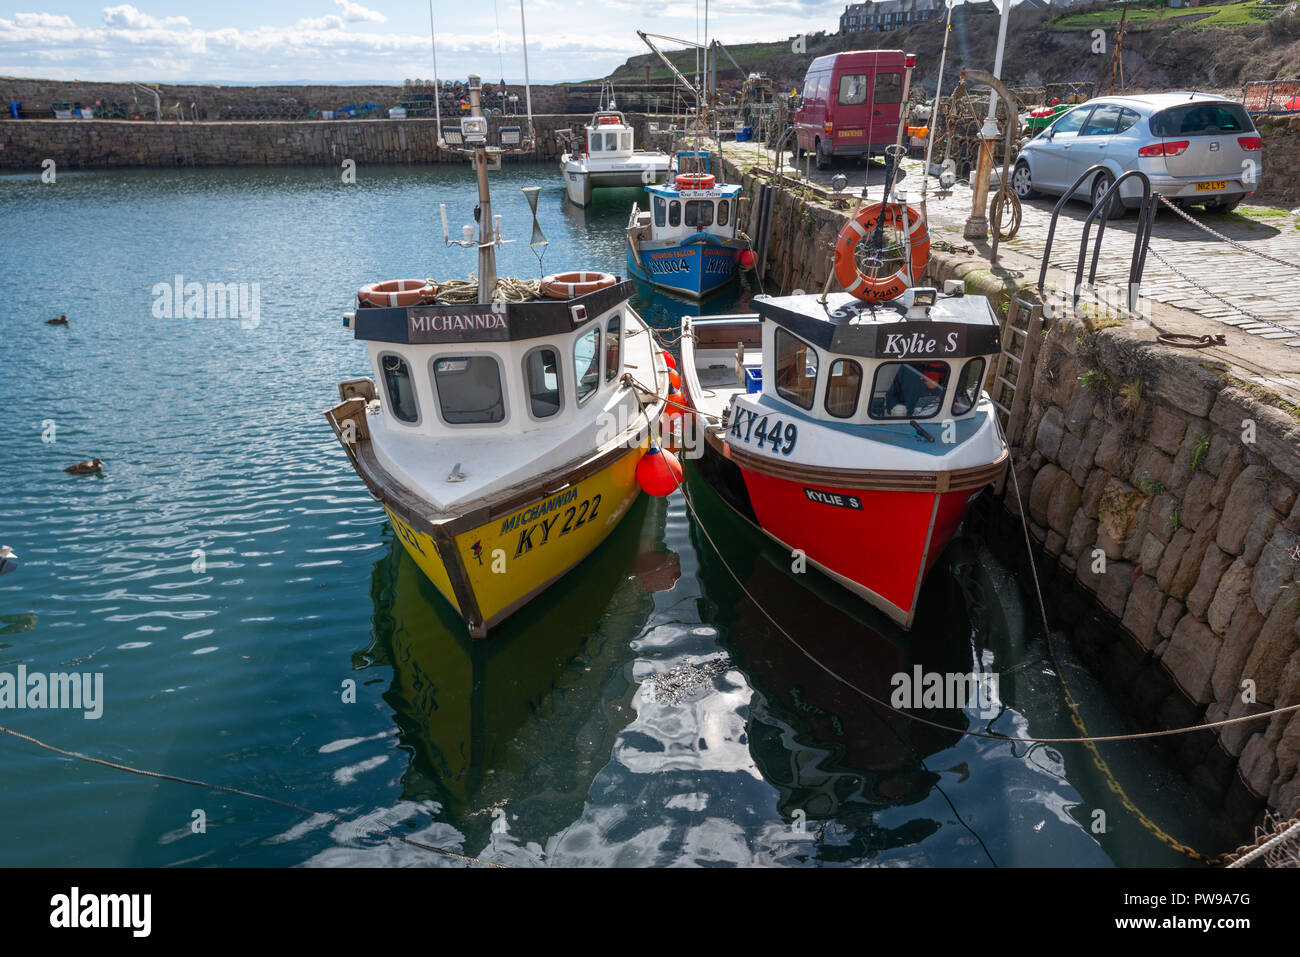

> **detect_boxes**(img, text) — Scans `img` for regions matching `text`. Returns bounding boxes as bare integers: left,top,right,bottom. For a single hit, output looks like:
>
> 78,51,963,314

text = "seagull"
0,546,16,576
46,314,68,325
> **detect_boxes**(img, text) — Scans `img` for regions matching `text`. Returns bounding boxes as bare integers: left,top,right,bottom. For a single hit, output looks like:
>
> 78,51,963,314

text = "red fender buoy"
662,351,677,371
636,446,683,497
667,368,682,390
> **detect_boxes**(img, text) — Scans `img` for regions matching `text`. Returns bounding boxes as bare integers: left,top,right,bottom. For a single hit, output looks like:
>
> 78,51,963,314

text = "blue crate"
744,365,762,394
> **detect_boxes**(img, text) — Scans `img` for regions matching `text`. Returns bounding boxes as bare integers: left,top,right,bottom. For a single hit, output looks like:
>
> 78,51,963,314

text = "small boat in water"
559,107,671,207
626,152,748,300
680,274,1007,628
325,75,670,638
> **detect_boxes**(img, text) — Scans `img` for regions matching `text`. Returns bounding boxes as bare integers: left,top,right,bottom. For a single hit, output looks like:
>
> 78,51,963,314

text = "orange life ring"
357,279,439,308
832,202,929,303
675,173,716,190
598,116,620,125
540,271,618,299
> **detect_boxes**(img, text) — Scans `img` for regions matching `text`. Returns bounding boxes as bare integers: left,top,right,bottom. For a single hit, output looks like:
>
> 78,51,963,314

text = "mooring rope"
0,724,506,868
1221,812,1300,867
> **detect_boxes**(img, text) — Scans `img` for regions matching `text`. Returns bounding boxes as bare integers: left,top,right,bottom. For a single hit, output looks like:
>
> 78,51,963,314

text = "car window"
1081,104,1122,136
1116,108,1141,134
1150,102,1251,136
1050,107,1091,136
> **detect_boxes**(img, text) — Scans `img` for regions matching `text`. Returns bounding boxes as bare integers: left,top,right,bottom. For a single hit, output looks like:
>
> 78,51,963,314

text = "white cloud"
103,4,191,29
296,15,347,31
334,0,387,23
13,12,76,28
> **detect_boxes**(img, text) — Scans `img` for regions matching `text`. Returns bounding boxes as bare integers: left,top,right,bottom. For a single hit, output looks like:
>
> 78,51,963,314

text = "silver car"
1011,92,1262,217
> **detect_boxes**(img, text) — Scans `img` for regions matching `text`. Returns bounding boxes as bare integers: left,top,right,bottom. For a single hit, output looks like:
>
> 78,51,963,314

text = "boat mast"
468,75,497,301
429,0,443,142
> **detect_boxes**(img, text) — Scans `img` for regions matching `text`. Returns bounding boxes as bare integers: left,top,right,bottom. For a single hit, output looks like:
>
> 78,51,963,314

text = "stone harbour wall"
0,113,665,170
1254,116,1300,207
1013,314,1300,817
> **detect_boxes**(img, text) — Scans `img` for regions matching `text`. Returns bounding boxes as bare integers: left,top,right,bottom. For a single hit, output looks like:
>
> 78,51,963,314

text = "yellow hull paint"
385,507,461,613
388,442,646,634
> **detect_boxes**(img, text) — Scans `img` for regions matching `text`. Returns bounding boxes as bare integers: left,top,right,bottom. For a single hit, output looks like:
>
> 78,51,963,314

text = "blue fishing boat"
625,152,748,300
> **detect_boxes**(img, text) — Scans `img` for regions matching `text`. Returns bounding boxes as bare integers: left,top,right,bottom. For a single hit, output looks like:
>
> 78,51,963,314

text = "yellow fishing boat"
325,75,669,638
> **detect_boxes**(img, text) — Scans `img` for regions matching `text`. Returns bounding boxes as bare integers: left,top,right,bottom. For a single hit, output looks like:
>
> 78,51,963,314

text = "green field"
1049,0,1274,31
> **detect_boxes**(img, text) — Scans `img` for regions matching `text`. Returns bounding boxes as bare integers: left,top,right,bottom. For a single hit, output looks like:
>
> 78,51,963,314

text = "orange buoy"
636,446,683,497
540,271,618,299
674,173,716,190
667,368,682,390
665,390,685,419
661,351,677,371
832,202,929,303
358,279,439,308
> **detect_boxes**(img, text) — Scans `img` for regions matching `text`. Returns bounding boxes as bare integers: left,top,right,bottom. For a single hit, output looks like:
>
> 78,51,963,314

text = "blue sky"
0,1,873,84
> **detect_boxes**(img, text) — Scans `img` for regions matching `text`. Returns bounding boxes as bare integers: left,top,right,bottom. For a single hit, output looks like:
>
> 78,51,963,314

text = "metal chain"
1145,245,1300,339
1157,195,1300,273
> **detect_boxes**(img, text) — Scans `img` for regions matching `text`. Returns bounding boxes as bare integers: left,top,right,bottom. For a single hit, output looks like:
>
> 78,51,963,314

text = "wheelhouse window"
589,134,603,152
824,359,863,418
431,355,505,425
668,200,681,227
838,74,867,105
381,354,419,424
574,327,601,404
717,199,729,226
684,200,714,229
874,72,902,104
870,361,950,420
604,315,622,382
620,132,632,150
774,328,818,410
653,196,666,227
951,358,985,416
523,347,562,419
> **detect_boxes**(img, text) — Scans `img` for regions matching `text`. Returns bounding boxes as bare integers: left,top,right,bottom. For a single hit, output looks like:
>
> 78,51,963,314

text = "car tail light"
823,121,834,134
1237,136,1262,151
1137,140,1189,157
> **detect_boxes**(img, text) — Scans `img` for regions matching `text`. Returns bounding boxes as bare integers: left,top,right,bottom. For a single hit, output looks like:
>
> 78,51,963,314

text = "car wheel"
1090,171,1124,220
1011,160,1038,199
1203,195,1244,214
814,139,830,170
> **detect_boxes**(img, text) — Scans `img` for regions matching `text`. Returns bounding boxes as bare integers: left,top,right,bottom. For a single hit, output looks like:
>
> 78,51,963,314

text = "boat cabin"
585,111,636,158
687,287,1002,429
345,281,639,444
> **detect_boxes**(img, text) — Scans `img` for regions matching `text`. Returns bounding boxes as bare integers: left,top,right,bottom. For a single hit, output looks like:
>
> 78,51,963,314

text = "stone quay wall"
0,113,666,170
1012,315,1300,818
0,76,569,118
1255,116,1300,207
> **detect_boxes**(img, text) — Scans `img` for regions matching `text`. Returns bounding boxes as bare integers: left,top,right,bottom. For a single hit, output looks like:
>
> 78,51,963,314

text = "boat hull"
561,156,670,207
380,440,646,637
627,237,743,299
695,430,999,629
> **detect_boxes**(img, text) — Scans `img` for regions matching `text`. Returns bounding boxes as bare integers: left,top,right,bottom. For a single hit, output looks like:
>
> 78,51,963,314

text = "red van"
794,50,913,169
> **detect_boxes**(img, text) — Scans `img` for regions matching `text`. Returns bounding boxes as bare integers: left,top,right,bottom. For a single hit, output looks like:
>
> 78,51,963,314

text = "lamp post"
963,0,1011,241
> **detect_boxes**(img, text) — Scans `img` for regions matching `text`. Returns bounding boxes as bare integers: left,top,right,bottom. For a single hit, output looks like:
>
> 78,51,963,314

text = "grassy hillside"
592,1,1300,98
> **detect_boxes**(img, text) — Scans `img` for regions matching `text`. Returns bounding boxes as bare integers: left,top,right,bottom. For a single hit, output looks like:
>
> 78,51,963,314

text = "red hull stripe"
738,466,974,617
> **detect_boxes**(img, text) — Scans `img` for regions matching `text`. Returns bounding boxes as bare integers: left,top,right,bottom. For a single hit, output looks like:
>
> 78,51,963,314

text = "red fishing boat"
679,199,1007,627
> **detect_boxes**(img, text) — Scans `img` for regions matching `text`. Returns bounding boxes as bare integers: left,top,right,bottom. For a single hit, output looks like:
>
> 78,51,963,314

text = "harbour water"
0,165,1237,866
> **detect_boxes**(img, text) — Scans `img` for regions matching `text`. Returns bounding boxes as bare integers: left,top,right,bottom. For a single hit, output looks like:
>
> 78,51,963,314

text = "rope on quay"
0,724,507,868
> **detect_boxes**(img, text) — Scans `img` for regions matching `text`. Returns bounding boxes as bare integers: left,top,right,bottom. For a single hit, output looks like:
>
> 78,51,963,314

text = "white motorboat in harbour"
559,108,671,207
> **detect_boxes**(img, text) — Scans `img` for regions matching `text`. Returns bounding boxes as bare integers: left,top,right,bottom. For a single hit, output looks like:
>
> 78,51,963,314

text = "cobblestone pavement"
919,163,1300,349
